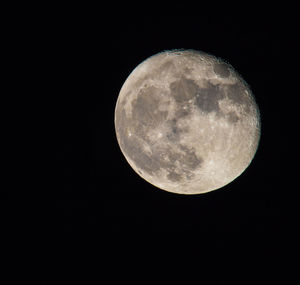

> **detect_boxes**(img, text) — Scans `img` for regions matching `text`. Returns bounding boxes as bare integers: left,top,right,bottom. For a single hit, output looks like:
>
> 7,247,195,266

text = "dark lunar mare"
213,62,230,78
169,77,225,114
195,82,224,113
168,76,255,124
170,77,199,103
226,81,252,114
116,84,204,182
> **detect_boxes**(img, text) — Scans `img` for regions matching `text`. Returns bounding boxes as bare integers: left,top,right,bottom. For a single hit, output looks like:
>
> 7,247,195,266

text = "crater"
133,74,151,90
226,111,239,124
213,62,230,78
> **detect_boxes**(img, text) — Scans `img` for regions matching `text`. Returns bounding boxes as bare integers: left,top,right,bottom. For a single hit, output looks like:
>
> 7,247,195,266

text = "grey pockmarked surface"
115,50,261,194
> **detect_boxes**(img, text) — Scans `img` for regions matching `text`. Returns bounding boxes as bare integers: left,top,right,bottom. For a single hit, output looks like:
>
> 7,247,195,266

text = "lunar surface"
114,49,260,194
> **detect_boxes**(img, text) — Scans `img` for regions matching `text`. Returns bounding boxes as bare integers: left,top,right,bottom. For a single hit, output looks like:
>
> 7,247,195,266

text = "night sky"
4,5,296,280
51,8,289,238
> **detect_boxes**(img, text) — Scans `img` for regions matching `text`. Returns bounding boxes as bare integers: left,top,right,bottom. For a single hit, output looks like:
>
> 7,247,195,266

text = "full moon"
114,49,260,194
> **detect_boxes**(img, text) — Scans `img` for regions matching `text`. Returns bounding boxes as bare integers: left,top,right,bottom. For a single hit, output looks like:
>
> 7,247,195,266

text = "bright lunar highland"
115,49,261,194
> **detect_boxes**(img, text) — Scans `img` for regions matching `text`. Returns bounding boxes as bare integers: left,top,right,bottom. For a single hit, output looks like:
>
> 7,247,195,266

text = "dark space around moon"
6,6,295,269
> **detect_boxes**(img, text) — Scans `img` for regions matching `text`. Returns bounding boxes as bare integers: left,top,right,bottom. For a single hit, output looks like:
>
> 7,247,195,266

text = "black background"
4,4,297,281
51,7,290,240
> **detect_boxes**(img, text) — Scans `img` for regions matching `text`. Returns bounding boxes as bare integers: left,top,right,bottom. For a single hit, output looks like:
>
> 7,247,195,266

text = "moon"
114,49,261,194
